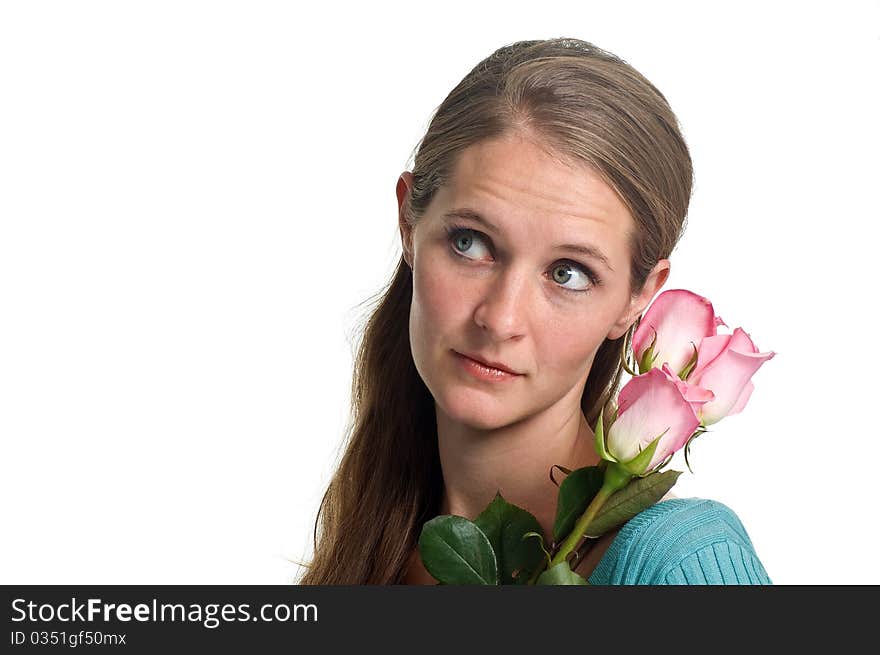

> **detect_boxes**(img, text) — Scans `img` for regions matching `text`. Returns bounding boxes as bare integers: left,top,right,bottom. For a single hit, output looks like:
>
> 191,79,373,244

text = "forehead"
436,131,635,261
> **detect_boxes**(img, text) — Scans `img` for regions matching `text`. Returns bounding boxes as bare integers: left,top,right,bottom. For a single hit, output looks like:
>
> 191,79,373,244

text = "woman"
297,38,771,585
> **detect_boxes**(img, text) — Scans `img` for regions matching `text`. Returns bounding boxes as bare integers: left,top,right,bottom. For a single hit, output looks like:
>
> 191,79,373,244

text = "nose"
472,266,529,341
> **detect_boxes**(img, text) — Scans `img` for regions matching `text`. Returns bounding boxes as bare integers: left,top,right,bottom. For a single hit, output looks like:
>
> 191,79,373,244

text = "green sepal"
638,329,658,373
593,407,617,463
683,425,709,475
473,492,546,585
418,515,499,585
620,331,638,377
678,343,699,380
583,469,682,537
645,450,675,477
621,428,668,476
535,560,589,585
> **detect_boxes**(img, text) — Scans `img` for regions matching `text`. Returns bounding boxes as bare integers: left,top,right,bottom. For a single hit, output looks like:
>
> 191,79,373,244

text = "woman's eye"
447,226,598,294
448,228,491,259
550,263,595,292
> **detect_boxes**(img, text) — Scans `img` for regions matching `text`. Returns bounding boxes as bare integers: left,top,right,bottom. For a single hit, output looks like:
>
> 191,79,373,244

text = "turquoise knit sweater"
587,497,772,585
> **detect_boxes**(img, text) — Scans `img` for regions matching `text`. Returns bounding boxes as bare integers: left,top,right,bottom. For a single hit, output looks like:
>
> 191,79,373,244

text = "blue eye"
444,224,601,294
448,227,491,259
550,262,596,292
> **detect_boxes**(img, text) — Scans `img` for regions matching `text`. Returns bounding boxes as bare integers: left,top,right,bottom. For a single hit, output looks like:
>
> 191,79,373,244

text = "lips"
456,351,522,376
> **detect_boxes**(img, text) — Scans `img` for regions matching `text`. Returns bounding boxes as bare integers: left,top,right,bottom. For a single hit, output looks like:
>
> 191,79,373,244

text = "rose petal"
698,349,775,424
689,334,732,382
632,289,719,375
728,327,759,354
727,380,754,417
661,363,715,408
607,368,701,471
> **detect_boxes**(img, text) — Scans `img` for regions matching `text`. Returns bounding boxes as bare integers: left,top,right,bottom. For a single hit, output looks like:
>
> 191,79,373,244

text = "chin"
436,386,515,431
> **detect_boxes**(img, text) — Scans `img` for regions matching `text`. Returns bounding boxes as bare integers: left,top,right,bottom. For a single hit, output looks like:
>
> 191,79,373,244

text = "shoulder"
588,497,772,585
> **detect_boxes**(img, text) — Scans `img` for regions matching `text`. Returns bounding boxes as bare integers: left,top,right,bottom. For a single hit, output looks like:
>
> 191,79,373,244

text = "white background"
1,1,877,585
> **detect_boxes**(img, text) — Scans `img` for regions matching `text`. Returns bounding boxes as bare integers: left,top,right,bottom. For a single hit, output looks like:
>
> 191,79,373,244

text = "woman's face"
397,131,669,431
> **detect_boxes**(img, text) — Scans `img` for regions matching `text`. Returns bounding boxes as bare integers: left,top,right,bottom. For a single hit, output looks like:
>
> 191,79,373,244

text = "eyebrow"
442,208,615,272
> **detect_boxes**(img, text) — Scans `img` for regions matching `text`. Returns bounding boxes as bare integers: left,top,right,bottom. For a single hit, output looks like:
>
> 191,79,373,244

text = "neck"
435,394,601,543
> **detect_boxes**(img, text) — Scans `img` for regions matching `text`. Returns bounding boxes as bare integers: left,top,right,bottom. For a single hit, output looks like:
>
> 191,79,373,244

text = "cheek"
411,257,464,332
413,263,458,324
534,313,611,378
409,254,468,366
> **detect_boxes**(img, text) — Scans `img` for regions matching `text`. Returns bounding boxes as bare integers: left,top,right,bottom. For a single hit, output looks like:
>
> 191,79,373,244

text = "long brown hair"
295,37,693,584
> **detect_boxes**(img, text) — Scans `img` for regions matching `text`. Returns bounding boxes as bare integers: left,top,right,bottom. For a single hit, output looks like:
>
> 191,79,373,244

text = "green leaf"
473,492,545,585
551,465,605,543
516,532,551,584
549,464,572,488
419,515,499,585
535,560,589,585
522,531,551,564
583,469,682,537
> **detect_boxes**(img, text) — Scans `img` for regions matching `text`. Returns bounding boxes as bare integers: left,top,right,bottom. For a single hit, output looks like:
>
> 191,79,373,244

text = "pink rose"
661,362,715,415
604,367,712,474
687,327,776,425
632,289,726,376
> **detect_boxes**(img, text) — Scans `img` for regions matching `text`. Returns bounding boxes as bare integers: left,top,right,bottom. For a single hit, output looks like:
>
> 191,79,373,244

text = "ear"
396,171,415,268
607,259,671,341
